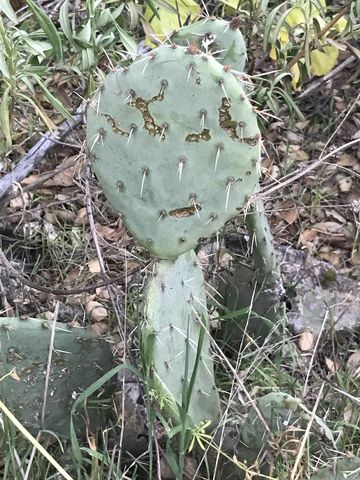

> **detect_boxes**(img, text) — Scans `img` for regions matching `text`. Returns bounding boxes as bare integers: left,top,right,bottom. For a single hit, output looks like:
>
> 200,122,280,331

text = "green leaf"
29,74,73,120
0,43,9,78
0,0,18,24
23,38,52,58
275,87,305,120
112,23,137,57
0,86,12,150
70,363,140,467
59,0,73,43
263,3,286,49
145,0,160,19
26,0,63,61
76,19,92,44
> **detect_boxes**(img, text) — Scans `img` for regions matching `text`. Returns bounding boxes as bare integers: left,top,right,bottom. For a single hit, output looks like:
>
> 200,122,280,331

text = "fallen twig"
252,137,360,202
0,103,86,203
0,248,139,295
299,56,355,99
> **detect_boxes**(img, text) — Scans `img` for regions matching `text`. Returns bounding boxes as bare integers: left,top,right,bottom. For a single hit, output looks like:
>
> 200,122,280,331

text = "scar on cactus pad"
87,44,261,259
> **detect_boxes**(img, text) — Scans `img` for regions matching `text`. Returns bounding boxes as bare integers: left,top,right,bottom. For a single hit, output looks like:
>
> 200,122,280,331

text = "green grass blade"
26,0,63,61
59,0,74,43
0,86,12,150
0,0,18,24
30,74,73,120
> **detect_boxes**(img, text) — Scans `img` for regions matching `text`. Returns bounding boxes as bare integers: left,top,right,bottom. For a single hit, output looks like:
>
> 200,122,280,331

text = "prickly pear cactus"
241,392,335,451
0,317,113,437
171,17,247,72
87,44,260,259
142,250,220,425
310,458,360,479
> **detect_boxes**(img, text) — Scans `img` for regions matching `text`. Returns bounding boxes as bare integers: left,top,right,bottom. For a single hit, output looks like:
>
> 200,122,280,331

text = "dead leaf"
279,200,298,224
312,221,349,237
318,246,344,267
325,357,339,373
43,311,54,321
287,132,303,144
9,368,20,381
295,120,310,129
288,149,309,163
85,300,108,322
88,258,101,273
10,192,32,210
352,129,360,140
344,402,360,423
347,351,360,378
96,222,127,243
351,248,360,266
74,207,88,225
298,229,318,248
268,164,281,180
90,322,109,336
3,296,15,316
298,330,314,351
338,153,359,168
336,174,353,192
324,209,347,224
96,286,110,300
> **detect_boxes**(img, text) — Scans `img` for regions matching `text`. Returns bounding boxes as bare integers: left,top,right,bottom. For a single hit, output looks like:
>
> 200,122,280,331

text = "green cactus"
0,317,113,437
142,250,220,425
87,44,260,259
310,458,360,479
171,17,247,72
241,392,335,452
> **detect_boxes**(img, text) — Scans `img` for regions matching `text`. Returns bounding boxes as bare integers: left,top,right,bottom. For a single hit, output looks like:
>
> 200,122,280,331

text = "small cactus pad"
171,18,247,72
0,317,113,437
142,250,220,425
241,392,335,451
87,44,260,259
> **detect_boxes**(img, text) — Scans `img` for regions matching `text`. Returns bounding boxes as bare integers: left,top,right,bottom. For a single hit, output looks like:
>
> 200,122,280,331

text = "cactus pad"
171,18,247,72
87,44,260,259
142,250,220,425
0,317,113,437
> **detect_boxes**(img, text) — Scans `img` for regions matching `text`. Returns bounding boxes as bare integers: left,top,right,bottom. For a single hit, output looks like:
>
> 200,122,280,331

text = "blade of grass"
29,74,73,120
26,0,63,61
0,0,18,24
0,400,74,480
70,363,140,468
0,86,12,150
59,0,74,44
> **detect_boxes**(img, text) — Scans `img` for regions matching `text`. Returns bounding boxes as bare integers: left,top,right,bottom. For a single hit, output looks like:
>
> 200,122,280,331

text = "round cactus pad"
87,45,260,259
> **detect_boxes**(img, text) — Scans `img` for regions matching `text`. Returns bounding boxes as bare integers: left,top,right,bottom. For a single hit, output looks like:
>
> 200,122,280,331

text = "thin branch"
252,137,360,202
0,248,139,296
0,103,85,203
299,56,355,99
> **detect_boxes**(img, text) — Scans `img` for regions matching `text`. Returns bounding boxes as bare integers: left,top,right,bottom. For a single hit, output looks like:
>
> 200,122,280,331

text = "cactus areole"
87,44,261,259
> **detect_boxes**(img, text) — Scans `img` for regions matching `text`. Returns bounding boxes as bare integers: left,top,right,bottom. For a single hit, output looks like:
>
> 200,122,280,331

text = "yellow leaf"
310,44,339,76
334,16,347,32
269,46,277,61
144,0,200,44
291,62,301,90
270,27,289,61
285,0,326,27
286,7,306,27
